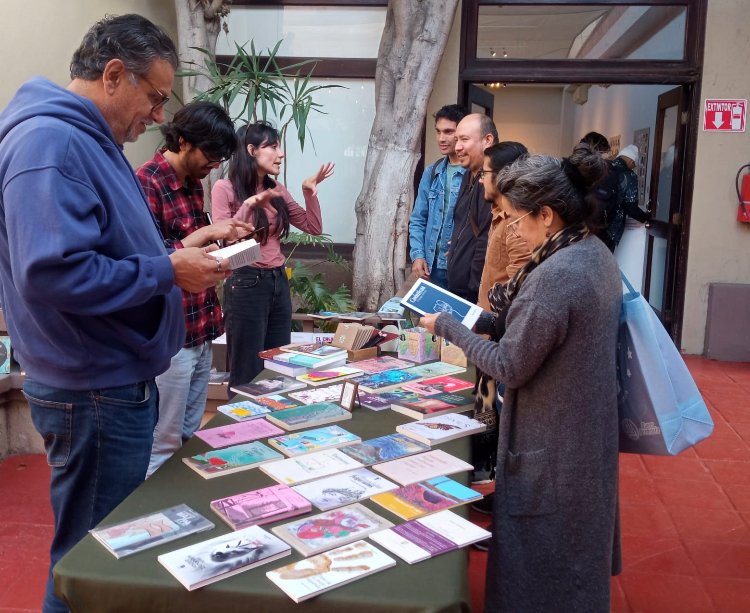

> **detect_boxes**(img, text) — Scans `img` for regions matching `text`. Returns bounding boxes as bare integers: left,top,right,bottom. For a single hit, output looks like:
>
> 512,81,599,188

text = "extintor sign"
703,99,746,132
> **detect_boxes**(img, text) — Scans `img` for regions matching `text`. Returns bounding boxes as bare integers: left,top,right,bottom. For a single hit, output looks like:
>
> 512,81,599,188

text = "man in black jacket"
447,113,499,303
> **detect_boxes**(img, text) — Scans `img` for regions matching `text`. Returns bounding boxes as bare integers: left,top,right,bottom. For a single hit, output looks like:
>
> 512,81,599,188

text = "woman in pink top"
212,121,334,388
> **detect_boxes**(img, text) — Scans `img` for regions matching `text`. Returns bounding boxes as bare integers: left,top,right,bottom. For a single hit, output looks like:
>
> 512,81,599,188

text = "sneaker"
471,494,494,515
470,464,496,485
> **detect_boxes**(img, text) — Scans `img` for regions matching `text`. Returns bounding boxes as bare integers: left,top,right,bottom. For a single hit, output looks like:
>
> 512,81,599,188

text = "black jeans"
224,266,292,389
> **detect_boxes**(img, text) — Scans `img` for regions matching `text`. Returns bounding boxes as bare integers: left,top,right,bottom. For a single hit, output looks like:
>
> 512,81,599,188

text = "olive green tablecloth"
54,372,474,613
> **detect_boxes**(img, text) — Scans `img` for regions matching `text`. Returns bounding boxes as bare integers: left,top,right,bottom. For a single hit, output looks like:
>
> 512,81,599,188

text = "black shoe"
471,494,494,515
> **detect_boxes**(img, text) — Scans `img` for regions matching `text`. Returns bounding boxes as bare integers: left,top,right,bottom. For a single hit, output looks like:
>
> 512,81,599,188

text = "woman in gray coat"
421,144,622,612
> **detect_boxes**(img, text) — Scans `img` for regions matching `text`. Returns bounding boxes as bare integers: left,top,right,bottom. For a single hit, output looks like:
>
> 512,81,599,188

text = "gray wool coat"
435,236,622,613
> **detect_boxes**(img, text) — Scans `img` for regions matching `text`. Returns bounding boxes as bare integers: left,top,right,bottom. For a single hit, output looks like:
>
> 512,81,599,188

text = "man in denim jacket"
408,104,468,288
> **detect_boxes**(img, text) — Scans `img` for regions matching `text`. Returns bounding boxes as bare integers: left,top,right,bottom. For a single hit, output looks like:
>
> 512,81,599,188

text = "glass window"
476,4,686,60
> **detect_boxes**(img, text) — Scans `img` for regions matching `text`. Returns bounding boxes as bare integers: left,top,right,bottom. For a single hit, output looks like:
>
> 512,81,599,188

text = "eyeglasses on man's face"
506,210,533,236
478,168,497,179
133,73,170,113
201,150,228,166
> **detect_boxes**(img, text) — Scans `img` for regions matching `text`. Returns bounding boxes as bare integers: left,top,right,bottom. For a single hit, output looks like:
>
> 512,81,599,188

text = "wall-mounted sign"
703,99,746,132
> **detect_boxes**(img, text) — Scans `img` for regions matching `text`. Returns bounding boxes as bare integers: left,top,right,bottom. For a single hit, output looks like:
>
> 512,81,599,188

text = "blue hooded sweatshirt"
0,77,184,390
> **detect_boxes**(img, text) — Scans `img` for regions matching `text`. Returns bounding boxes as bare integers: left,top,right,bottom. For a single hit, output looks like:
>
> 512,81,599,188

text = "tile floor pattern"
0,356,748,612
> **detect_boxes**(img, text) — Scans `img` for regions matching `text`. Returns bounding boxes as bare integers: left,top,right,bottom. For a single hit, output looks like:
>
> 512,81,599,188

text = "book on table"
259,448,365,486
231,375,306,398
368,509,491,564
266,540,396,603
267,425,360,457
389,391,474,420
216,400,272,422
263,359,309,377
264,402,353,431
288,384,345,405
369,475,483,520
210,483,312,530
349,369,423,393
376,296,406,320
281,342,347,359
395,413,486,445
338,433,430,466
194,419,284,448
349,355,414,375
358,389,420,411
207,239,261,270
271,502,393,556
253,394,301,411
291,468,398,511
308,311,340,320
336,311,376,321
158,524,291,591
372,449,474,485
400,278,483,329
182,441,283,479
90,504,214,559
295,365,363,386
401,375,474,396
401,361,467,379
273,351,347,369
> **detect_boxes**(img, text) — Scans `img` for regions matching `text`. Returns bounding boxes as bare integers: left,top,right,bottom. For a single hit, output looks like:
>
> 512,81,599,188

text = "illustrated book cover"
267,425,361,456
158,524,291,590
337,311,376,321
370,475,483,520
210,483,312,530
231,375,306,398
401,375,474,396
338,433,430,466
349,355,414,375
400,278,483,329
372,449,473,485
295,366,363,386
266,540,395,603
273,351,346,369
349,369,423,393
208,239,261,270
282,342,347,359
259,448,365,486
376,296,406,320
216,400,272,422
395,413,486,445
402,361,466,379
194,419,284,448
183,441,283,479
271,502,393,556
358,389,420,411
288,384,345,405
265,402,353,431
266,540,396,603
90,504,214,559
0,336,10,374
369,509,491,564
389,392,474,420
291,468,398,511
253,394,301,411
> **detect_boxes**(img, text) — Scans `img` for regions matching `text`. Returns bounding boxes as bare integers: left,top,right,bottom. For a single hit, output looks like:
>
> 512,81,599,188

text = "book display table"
54,368,474,612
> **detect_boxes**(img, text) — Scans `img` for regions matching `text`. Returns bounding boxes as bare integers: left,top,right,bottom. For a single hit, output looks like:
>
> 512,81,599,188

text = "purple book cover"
392,521,457,556
351,356,414,374
210,484,312,530
195,419,284,448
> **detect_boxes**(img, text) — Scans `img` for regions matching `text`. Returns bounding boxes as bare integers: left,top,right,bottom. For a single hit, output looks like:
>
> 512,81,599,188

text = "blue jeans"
147,342,212,477
24,379,158,613
429,265,449,289
224,266,292,390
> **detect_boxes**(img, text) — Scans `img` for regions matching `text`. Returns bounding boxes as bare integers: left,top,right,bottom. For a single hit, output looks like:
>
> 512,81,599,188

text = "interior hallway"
1,356,748,612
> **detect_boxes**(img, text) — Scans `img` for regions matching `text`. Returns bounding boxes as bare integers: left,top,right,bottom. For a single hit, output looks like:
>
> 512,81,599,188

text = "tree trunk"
352,0,459,310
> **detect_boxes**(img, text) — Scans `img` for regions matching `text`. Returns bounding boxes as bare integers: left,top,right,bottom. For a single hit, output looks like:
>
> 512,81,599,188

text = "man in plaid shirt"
137,101,251,475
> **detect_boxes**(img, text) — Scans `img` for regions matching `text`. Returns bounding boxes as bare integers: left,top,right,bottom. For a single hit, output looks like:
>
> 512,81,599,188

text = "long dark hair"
227,121,290,243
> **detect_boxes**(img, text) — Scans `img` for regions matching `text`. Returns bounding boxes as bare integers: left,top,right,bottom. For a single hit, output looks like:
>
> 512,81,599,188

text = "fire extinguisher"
736,163,750,223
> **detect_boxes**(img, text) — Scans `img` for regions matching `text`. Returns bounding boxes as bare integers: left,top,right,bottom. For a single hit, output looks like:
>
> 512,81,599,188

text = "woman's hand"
243,186,284,211
302,162,335,197
180,219,254,248
419,313,440,334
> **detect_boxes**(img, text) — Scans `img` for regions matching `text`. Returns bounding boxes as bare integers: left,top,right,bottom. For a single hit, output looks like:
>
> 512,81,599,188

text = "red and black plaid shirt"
136,151,223,348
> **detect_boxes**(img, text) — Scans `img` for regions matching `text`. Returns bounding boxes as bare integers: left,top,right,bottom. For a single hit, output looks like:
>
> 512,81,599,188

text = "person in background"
136,101,253,476
408,104,468,288
606,143,650,249
212,121,334,389
420,143,622,612
0,15,228,612
447,113,499,304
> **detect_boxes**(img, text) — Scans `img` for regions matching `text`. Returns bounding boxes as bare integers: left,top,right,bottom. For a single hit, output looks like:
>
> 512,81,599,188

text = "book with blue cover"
268,425,360,456
338,433,430,466
370,475,483,520
216,400,272,422
400,278,483,329
182,441,283,479
349,369,423,393
265,402,353,431
358,389,420,411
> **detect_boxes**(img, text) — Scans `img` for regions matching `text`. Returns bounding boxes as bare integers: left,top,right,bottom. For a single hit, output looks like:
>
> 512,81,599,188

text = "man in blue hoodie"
0,15,230,613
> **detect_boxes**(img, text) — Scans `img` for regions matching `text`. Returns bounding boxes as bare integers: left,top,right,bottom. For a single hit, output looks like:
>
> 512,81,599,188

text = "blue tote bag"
617,273,714,455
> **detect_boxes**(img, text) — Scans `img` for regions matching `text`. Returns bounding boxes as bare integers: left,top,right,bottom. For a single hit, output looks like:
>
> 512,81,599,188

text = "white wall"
491,86,565,156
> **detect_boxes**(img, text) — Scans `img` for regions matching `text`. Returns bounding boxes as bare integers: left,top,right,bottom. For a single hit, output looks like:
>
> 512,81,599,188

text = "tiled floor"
1,356,748,612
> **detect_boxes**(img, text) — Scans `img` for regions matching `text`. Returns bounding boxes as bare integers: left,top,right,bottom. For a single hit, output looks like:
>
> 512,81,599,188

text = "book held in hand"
370,476,483,520
271,503,393,556
266,540,396,603
267,425,360,456
231,375,306,398
400,278,483,329
210,484,312,530
90,504,214,559
369,509,491,564
291,468,398,511
216,400,272,422
183,441,283,479
338,433,430,466
158,524,291,590
396,413,486,446
372,449,474,485
389,391,474,420
260,448,365,485
265,402,353,431
208,239,261,270
194,419,284,448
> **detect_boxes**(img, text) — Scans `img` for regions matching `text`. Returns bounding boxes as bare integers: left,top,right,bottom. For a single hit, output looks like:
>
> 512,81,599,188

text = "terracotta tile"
713,403,750,425
621,534,697,574
684,540,750,578
0,561,46,611
706,412,743,439
467,546,488,613
610,576,632,613
642,455,714,481
0,523,52,566
730,420,750,442
654,478,733,510
694,435,750,462
705,460,750,487
618,571,713,613
669,507,750,543
618,452,648,478
619,474,661,505
702,577,750,613
724,484,750,512
620,503,678,539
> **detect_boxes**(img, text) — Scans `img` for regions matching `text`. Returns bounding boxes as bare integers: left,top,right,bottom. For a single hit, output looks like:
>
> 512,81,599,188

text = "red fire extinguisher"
736,163,750,223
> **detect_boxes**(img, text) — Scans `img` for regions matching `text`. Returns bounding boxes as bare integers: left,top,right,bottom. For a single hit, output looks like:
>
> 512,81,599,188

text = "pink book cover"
195,419,284,449
210,484,312,530
401,375,474,396
350,356,414,374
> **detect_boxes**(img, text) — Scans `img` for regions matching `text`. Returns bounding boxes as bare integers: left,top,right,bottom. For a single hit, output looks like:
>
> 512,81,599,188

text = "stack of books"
260,342,347,376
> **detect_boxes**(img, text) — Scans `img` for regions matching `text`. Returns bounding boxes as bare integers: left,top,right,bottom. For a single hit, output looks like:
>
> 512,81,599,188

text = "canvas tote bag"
617,273,714,455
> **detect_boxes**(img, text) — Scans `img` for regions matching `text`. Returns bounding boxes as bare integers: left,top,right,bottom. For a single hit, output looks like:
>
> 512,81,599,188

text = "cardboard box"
346,347,379,362
398,327,441,363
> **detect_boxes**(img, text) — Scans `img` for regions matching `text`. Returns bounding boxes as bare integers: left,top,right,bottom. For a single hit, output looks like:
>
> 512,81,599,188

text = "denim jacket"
408,157,466,271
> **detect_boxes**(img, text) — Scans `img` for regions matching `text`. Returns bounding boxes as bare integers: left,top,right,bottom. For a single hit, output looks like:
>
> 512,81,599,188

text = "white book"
291,468,398,511
208,239,261,270
400,278,483,329
266,540,396,603
157,524,291,590
369,509,491,564
372,449,474,485
396,413,487,446
260,448,365,485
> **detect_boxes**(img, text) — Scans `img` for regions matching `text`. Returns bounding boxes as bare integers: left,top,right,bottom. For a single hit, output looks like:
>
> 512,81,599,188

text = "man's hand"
419,313,439,334
301,162,335,197
412,258,430,279
169,246,230,293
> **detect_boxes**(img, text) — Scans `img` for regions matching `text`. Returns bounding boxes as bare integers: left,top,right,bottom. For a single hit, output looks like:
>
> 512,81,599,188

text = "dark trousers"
224,266,292,389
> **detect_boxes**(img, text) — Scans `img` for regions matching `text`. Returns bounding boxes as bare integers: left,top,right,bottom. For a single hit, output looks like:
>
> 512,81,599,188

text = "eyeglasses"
478,168,497,179
201,151,228,166
506,210,532,236
133,73,170,113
